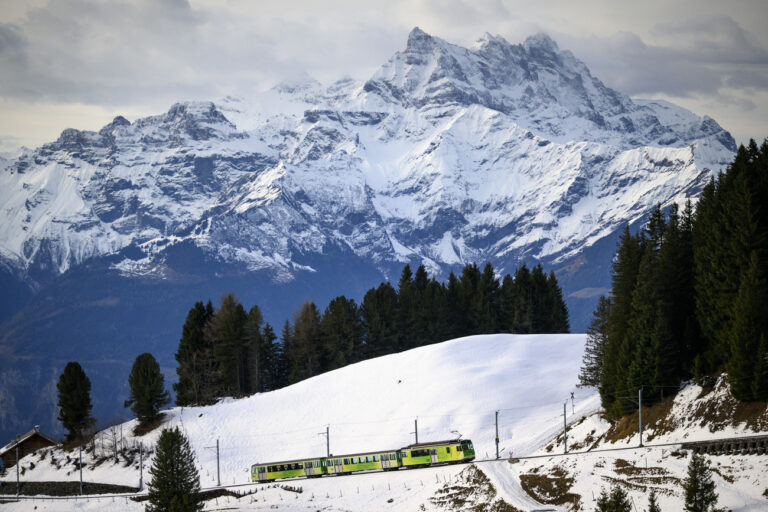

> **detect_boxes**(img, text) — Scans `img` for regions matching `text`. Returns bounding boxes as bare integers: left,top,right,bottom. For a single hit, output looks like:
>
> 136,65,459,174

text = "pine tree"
579,296,610,387
56,362,96,442
683,454,719,512
243,305,264,395
594,484,631,512
511,265,533,333
206,294,247,397
646,488,661,512
728,251,767,400
477,262,500,333
289,301,322,381
547,271,570,333
529,264,549,333
752,334,768,401
146,426,202,512
361,283,398,358
258,323,279,391
125,353,171,427
174,301,214,406
320,296,362,371
397,264,418,349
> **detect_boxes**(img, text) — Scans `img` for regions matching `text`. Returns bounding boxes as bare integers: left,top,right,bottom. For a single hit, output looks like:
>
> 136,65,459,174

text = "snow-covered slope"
0,28,735,280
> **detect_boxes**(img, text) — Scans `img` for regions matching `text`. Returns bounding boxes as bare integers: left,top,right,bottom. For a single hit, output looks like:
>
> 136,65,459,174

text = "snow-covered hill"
4,334,767,511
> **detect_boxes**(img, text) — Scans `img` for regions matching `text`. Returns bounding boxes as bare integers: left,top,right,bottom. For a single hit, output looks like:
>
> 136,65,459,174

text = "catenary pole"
638,388,643,447
563,402,568,454
16,437,19,496
79,444,83,495
139,442,143,491
216,439,220,487
415,418,418,444
495,411,500,459
326,426,330,458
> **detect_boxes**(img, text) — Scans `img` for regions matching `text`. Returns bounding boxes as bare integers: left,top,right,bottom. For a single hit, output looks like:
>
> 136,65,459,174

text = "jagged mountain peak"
523,32,560,52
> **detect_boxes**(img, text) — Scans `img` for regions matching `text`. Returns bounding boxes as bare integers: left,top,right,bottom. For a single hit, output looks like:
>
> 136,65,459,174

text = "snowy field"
2,332,767,511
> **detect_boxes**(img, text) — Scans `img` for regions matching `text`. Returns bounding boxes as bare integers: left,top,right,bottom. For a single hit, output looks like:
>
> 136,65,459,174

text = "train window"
343,458,349,465
373,455,379,462
390,454,396,460
457,445,463,451
364,456,370,462
430,449,436,455
447,447,451,453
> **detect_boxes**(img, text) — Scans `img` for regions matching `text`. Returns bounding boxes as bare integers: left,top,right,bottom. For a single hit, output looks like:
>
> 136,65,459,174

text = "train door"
430,449,438,463
382,454,390,469
334,460,343,473
305,462,314,476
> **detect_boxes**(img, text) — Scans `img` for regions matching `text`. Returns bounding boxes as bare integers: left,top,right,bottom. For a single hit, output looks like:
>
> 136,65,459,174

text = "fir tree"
125,353,171,427
289,301,322,381
258,322,279,391
683,454,719,512
752,334,768,401
206,294,248,397
56,362,96,442
579,296,610,387
174,301,214,406
546,271,570,333
646,488,661,512
594,484,631,512
243,305,264,394
511,265,533,333
361,282,398,358
320,296,363,371
146,426,202,512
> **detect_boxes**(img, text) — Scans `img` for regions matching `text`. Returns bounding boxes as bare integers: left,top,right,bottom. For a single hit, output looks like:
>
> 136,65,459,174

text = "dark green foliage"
579,296,610,387
56,362,95,441
243,305,264,394
286,301,322,384
125,353,171,426
683,454,719,512
361,282,399,357
174,301,214,406
206,294,248,397
595,484,632,512
146,426,202,512
587,137,768,416
321,296,363,371
646,488,661,512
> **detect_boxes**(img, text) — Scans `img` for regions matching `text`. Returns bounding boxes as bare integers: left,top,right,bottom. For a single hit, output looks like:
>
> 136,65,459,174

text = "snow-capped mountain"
0,28,735,443
0,27,733,281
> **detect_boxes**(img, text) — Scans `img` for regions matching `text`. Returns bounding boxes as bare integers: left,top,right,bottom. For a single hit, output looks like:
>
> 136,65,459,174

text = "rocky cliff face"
0,28,735,441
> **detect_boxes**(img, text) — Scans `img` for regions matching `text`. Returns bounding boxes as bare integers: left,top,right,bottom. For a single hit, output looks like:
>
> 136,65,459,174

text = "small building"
0,426,58,471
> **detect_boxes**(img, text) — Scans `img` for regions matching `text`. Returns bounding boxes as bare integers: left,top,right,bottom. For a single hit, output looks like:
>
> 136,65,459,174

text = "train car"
327,449,405,474
251,456,327,482
400,439,475,467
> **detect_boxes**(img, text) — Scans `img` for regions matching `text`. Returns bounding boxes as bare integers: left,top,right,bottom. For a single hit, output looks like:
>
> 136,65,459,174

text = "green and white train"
251,439,475,482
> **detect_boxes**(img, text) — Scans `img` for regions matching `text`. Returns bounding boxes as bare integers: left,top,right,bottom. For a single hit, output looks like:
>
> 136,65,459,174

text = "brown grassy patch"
132,413,166,436
519,465,580,508
604,397,675,443
430,465,524,512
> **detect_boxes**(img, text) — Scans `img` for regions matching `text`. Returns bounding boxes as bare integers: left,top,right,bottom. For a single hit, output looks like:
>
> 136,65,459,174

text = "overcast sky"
1,0,766,151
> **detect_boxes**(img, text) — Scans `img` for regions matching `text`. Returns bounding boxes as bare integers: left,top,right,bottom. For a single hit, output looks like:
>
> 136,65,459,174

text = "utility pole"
570,392,575,414
562,402,568,454
15,436,19,496
495,411,500,459
638,388,643,447
79,444,83,495
413,418,418,444
318,426,330,457
216,439,220,486
139,442,143,491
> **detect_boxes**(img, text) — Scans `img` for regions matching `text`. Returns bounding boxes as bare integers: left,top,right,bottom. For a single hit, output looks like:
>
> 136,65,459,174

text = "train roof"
403,439,468,449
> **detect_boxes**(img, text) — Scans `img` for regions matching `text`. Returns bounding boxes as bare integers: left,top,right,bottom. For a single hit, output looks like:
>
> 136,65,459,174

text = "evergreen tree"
752,334,768,401
146,426,202,512
288,301,322,382
206,294,248,397
728,251,767,400
243,305,264,394
174,301,214,406
594,484,631,512
361,282,399,357
579,296,610,387
477,262,500,333
397,265,418,349
498,274,515,333
546,271,570,333
511,265,533,333
258,323,279,391
683,454,719,512
56,362,96,442
125,353,171,427
419,278,448,345
646,488,661,512
278,320,295,386
321,296,363,371
458,263,483,334
530,264,550,333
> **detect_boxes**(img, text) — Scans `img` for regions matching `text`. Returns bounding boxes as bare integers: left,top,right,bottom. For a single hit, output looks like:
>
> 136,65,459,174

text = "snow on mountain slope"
0,28,735,281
